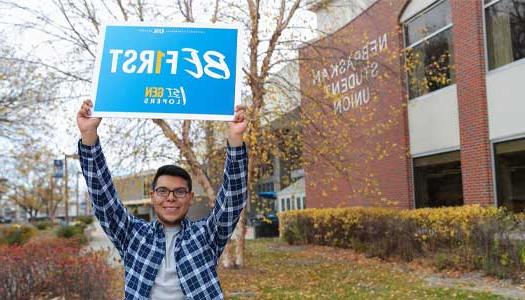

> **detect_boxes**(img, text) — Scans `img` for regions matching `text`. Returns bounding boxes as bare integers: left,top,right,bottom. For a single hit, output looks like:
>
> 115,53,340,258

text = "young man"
77,100,248,300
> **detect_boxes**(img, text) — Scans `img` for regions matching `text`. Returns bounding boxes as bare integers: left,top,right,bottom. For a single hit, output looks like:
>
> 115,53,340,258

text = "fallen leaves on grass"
218,238,506,300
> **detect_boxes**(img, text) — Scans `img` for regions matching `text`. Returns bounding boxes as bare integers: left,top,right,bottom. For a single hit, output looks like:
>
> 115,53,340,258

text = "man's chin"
158,215,182,226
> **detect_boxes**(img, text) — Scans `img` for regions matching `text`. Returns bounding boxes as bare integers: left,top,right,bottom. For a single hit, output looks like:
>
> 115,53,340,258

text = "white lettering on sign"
309,33,389,114
109,48,230,79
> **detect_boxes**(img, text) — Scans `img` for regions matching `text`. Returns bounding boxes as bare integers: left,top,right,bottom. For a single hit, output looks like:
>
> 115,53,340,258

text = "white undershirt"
150,225,186,300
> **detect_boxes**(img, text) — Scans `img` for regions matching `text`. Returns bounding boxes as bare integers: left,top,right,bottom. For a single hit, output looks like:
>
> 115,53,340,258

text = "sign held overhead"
91,22,243,121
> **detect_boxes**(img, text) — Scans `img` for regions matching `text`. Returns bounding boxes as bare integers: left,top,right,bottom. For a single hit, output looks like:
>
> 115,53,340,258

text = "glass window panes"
405,0,452,46
485,0,525,70
495,138,525,213
404,0,455,99
414,151,464,208
406,28,455,98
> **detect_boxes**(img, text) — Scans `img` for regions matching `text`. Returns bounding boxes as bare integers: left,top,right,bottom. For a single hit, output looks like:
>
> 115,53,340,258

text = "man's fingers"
79,99,94,117
234,111,245,122
79,106,90,116
81,100,93,111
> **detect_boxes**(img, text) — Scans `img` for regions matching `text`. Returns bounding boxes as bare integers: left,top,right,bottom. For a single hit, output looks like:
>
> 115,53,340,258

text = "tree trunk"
221,239,236,268
235,211,247,267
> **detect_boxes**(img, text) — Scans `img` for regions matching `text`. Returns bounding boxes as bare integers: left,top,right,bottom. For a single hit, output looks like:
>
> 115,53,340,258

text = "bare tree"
0,40,60,144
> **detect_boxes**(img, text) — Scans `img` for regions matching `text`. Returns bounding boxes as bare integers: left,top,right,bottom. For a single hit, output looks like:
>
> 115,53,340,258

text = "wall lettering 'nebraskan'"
309,33,389,114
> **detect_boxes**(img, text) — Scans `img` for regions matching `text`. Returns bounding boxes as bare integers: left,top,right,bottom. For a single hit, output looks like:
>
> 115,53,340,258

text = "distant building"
276,177,306,213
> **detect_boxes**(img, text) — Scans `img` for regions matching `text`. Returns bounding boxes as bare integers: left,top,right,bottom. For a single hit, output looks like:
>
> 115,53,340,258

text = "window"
495,138,525,213
281,198,285,212
286,198,291,210
404,0,455,99
143,179,152,198
414,151,463,208
485,0,525,70
296,197,301,210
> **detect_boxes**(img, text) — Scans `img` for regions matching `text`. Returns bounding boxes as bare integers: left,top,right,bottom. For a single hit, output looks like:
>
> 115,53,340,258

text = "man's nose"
166,191,177,201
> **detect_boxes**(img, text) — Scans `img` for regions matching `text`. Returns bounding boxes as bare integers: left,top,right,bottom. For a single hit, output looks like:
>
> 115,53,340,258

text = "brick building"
300,0,525,211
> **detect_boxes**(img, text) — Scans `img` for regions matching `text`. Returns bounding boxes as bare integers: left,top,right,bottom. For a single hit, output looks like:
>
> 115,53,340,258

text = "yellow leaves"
280,205,503,247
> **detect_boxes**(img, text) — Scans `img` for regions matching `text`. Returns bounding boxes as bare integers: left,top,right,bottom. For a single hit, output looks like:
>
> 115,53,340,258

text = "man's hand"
77,99,102,146
227,105,248,147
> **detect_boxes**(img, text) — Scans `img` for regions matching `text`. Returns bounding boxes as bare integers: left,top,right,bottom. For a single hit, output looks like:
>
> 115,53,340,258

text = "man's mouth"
163,207,180,213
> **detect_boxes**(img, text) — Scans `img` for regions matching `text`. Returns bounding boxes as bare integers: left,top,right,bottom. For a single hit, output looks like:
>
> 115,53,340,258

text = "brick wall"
451,0,494,206
299,0,412,209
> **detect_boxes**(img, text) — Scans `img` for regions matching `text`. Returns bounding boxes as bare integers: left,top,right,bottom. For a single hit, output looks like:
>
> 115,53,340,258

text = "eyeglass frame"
153,187,191,199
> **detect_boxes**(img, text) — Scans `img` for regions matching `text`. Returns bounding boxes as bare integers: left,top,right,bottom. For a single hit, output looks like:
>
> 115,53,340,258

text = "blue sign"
53,160,64,178
91,22,243,121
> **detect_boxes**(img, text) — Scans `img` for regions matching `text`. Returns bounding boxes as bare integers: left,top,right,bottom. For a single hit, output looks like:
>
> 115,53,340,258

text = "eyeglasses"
154,187,190,199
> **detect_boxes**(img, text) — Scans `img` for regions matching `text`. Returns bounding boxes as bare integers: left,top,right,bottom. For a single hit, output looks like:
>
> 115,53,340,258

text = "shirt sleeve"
205,142,248,257
78,138,133,258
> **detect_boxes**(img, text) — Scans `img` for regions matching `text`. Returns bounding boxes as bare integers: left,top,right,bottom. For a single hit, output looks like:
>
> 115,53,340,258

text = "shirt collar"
153,217,189,233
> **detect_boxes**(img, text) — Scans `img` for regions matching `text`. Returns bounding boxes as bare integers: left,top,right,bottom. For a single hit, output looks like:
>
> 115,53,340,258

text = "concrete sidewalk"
84,222,121,267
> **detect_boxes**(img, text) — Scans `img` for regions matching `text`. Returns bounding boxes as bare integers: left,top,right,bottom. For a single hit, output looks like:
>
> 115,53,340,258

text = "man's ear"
150,190,155,203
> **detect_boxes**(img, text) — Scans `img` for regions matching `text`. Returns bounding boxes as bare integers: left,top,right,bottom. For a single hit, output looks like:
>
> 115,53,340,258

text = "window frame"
483,0,525,71
493,137,525,212
403,0,455,100
413,150,464,208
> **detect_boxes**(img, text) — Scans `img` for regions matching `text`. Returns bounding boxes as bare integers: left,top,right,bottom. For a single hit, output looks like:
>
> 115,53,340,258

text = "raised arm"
206,105,249,256
77,100,133,257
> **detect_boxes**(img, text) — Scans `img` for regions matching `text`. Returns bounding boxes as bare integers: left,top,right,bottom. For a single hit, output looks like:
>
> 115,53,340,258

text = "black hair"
151,165,192,191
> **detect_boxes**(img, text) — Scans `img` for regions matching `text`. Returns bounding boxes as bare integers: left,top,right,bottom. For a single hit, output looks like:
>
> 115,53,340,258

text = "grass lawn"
218,238,505,299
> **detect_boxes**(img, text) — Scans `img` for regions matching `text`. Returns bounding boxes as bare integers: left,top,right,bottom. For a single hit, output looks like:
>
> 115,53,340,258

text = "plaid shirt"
78,139,248,300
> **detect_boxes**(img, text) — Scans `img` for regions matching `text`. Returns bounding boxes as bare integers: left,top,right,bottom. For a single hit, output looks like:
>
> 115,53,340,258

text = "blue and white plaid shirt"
78,139,248,300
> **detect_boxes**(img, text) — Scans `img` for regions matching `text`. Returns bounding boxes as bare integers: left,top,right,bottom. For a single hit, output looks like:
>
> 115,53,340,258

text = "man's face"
150,175,193,227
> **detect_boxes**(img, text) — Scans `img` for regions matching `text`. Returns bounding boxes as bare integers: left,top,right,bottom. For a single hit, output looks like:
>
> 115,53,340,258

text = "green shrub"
0,224,37,245
468,214,525,280
55,224,87,244
280,213,312,245
32,220,53,230
433,251,460,271
76,215,94,225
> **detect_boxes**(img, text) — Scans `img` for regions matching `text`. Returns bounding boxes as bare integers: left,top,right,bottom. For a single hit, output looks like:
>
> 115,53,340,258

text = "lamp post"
0,178,7,217
76,171,81,217
64,153,79,225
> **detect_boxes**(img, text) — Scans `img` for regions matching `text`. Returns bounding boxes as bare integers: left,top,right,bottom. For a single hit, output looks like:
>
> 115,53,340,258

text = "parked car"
0,216,12,224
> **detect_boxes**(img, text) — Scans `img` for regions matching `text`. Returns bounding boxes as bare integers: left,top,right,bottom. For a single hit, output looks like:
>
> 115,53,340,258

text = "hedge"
0,224,37,246
279,205,525,280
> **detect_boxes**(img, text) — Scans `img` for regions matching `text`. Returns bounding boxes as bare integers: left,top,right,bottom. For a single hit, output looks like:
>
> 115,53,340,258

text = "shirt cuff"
226,141,247,160
77,137,102,159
